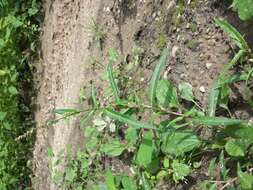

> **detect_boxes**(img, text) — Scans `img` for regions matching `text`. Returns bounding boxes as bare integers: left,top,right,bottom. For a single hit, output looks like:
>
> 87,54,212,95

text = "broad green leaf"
8,86,18,95
178,82,194,102
172,160,190,183
107,49,120,102
232,0,253,21
149,48,170,106
121,176,137,190
105,170,116,190
225,139,246,157
103,108,156,129
156,79,179,108
101,139,125,157
194,116,246,126
54,109,78,115
161,131,200,156
125,127,138,147
237,165,253,190
214,18,249,51
136,132,154,168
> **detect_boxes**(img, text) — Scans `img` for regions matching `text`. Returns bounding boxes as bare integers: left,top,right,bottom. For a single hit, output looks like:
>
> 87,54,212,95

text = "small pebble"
172,46,179,57
199,86,206,93
205,62,213,69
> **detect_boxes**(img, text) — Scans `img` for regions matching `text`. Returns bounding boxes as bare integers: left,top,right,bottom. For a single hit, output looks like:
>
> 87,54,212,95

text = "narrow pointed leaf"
194,116,246,126
214,18,249,51
149,48,170,106
103,108,156,129
207,80,220,117
107,49,120,102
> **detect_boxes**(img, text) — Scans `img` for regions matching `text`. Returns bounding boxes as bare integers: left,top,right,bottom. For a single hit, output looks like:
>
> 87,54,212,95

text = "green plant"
53,18,253,189
232,0,253,21
0,0,41,188
86,20,106,50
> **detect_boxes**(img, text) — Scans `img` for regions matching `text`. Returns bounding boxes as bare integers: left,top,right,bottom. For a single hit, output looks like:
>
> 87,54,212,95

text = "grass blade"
103,108,156,129
207,50,245,117
194,116,246,126
221,50,245,77
207,80,220,117
214,18,249,51
107,49,120,102
149,48,170,106
54,109,79,115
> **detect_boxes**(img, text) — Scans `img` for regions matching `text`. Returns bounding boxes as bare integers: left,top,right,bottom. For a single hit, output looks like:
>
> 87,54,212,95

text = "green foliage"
171,160,190,183
0,0,41,188
107,48,120,102
156,79,179,108
55,19,253,190
136,132,156,168
232,0,253,21
101,139,125,157
161,131,200,156
149,48,170,106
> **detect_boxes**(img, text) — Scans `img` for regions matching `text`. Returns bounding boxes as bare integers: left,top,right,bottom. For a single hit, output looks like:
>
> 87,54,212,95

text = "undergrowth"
52,16,253,190
0,0,41,189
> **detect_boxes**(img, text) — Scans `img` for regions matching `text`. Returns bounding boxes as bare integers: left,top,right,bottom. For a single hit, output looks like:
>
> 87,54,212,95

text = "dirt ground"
33,0,253,189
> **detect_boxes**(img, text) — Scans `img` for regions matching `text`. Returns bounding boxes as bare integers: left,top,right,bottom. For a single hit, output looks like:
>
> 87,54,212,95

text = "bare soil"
33,0,253,189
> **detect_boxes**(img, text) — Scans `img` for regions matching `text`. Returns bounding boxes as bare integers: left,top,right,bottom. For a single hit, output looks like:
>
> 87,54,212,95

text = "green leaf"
65,168,77,182
149,48,170,106
172,160,191,183
218,83,231,109
219,151,229,180
156,79,179,108
178,82,194,102
224,125,253,141
54,109,78,115
207,80,220,117
0,112,7,121
136,132,154,168
232,0,253,21
194,116,246,126
214,18,249,51
103,108,156,129
121,176,137,190
225,139,247,157
107,49,120,102
105,170,116,190
237,164,253,190
8,86,18,95
125,127,138,147
141,173,151,190
161,131,200,156
108,48,118,62
208,158,216,179
101,139,125,157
